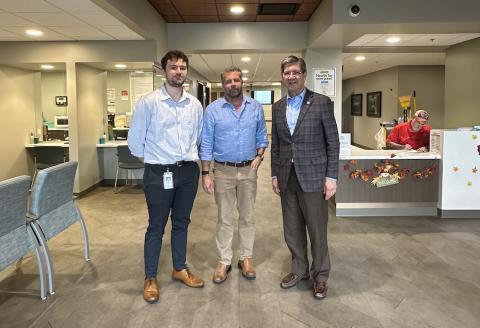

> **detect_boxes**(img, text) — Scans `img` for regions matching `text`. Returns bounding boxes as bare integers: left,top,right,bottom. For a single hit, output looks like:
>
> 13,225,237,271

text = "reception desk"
335,146,441,217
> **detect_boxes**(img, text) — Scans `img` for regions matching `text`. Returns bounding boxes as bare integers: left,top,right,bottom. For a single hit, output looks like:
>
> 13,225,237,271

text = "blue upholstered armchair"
28,161,90,295
0,175,47,300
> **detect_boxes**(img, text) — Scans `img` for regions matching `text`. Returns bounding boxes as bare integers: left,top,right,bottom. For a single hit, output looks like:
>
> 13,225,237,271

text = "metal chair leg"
27,225,47,300
30,221,55,295
114,165,120,193
77,207,91,261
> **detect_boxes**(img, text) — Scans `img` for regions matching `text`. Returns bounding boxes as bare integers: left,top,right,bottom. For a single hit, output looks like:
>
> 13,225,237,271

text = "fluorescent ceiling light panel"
115,64,127,68
26,29,43,36
230,6,245,14
355,56,366,61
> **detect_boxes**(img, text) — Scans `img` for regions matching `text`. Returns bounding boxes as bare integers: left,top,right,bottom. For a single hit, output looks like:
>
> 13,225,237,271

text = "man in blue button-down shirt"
200,66,268,284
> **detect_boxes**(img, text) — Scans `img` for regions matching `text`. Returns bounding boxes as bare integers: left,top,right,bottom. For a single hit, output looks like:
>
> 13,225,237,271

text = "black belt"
147,161,193,167
215,159,252,167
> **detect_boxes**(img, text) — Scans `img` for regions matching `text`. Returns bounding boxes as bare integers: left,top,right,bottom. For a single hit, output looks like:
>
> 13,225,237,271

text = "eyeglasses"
282,71,303,77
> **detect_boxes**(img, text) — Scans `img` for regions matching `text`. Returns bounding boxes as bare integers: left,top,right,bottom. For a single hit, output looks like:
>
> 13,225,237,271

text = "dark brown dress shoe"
280,272,310,289
213,262,232,284
313,281,328,299
238,257,256,280
143,277,159,303
172,268,205,288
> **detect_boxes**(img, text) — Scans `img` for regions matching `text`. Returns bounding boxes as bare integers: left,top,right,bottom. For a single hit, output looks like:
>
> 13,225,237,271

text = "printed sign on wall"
313,68,336,97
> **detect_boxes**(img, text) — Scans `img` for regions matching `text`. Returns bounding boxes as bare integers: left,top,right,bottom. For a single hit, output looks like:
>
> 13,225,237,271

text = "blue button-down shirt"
128,84,203,164
200,95,268,163
286,88,306,135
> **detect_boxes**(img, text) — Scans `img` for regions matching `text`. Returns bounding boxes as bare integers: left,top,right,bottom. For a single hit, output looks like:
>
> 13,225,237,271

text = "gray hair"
220,65,243,84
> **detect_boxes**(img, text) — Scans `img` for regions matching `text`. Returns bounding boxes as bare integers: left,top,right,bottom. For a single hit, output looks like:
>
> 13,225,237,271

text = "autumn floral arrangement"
344,159,436,187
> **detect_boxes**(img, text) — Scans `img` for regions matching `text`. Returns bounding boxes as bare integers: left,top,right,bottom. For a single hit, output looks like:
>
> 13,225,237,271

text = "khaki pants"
213,163,257,265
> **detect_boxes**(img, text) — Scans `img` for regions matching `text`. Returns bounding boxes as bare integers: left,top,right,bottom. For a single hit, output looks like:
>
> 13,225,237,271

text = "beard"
226,87,242,99
166,74,186,88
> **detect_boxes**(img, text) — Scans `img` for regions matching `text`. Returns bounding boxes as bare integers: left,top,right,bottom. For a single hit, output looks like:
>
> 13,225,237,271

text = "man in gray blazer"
271,55,339,299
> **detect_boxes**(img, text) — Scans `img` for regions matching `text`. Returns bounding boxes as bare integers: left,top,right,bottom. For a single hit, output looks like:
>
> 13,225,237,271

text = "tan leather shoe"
172,268,205,288
238,257,256,280
143,277,159,303
212,262,232,284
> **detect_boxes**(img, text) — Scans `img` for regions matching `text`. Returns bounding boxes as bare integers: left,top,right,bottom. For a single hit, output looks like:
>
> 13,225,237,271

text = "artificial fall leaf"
349,160,357,165
467,181,473,187
343,164,350,171
473,166,478,174
453,166,459,172
473,134,478,140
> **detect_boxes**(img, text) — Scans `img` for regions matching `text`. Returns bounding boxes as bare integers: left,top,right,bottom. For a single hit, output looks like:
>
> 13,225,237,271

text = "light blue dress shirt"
286,88,306,135
200,95,268,163
128,84,203,164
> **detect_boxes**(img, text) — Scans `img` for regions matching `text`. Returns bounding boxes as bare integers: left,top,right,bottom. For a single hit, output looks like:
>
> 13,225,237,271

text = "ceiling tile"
293,14,310,21
163,15,183,23
2,26,72,40
49,25,114,39
45,0,102,11
148,0,173,4
97,25,144,40
216,4,257,15
216,0,259,3
0,27,29,40
174,3,217,15
0,13,38,27
256,15,293,22
0,0,61,12
219,15,256,22
296,2,319,15
181,15,219,22
155,4,179,16
259,0,301,3
17,12,87,26
70,11,124,26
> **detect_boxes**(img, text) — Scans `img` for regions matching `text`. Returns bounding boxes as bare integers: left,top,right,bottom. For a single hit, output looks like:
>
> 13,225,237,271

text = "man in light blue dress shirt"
128,50,205,304
200,66,268,284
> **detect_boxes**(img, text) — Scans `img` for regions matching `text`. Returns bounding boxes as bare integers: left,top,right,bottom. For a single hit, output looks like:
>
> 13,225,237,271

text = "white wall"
0,65,37,180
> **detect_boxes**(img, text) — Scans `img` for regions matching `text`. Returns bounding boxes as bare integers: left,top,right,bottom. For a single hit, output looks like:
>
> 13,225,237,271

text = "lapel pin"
306,101,311,105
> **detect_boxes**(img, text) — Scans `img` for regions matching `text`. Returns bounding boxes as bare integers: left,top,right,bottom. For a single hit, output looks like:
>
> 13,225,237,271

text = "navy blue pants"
143,162,199,278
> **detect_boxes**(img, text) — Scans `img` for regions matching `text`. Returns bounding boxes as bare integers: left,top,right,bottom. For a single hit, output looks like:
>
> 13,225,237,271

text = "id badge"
163,170,174,189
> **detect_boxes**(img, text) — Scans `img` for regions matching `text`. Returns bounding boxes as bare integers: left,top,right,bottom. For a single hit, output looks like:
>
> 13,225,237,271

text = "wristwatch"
201,170,209,176
255,153,264,161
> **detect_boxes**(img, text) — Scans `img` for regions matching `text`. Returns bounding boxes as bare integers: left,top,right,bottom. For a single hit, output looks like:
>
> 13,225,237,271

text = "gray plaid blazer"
271,89,339,193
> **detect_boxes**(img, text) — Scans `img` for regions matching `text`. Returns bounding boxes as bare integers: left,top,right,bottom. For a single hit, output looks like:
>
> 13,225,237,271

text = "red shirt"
387,121,431,150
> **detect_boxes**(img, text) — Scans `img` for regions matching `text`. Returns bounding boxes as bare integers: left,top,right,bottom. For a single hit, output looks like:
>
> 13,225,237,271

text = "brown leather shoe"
313,281,328,299
172,268,205,288
143,277,159,303
212,262,232,284
237,257,256,280
280,272,310,289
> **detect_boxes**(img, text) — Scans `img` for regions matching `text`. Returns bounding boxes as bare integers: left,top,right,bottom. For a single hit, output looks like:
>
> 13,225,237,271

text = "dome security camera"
348,5,360,17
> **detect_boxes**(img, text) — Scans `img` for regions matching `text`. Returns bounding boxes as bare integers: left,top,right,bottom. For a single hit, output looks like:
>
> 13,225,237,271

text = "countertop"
340,146,441,160
26,141,69,148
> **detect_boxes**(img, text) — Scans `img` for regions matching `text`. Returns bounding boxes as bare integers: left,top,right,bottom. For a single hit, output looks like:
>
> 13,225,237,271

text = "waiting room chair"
28,161,90,295
114,145,144,193
31,146,67,183
0,175,47,300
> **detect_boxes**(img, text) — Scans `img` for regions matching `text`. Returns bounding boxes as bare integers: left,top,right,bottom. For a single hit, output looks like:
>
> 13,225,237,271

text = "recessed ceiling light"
134,70,144,74
115,64,127,68
241,57,251,62
242,77,248,81
241,69,249,73
355,56,366,61
272,82,281,86
230,6,245,14
41,64,54,70
386,37,400,43
216,83,222,86
26,29,43,36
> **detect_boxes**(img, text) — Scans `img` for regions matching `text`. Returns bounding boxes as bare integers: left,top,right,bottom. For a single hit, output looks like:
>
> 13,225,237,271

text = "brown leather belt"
215,160,252,167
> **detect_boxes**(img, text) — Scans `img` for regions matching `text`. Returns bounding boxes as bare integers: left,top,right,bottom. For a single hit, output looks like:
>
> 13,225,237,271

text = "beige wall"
73,64,107,192
0,65,37,180
107,71,131,114
398,66,445,129
41,72,67,123
343,65,446,148
343,67,399,149
445,37,480,128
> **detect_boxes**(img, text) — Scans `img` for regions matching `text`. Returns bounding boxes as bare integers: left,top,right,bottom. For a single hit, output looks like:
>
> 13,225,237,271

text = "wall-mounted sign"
313,68,336,97
121,90,129,101
55,96,68,106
